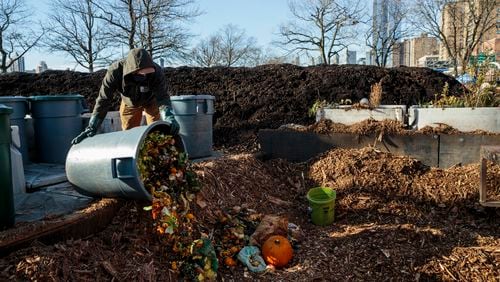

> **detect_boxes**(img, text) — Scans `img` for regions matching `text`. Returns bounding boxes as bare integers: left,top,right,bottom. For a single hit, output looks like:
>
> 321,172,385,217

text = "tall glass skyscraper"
372,0,399,66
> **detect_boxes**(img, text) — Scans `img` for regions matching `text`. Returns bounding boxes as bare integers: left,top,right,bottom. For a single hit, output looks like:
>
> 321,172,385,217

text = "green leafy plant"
431,77,499,108
308,98,355,118
462,66,499,107
309,99,327,117
432,82,464,107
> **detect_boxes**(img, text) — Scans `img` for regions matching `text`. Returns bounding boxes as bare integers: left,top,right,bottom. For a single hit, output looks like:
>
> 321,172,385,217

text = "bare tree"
366,0,411,67
46,0,113,72
217,24,260,67
0,0,43,73
190,24,261,67
242,48,296,66
413,0,497,76
94,0,139,50
95,0,199,60
190,35,221,67
276,0,365,65
264,55,292,65
137,0,200,60
242,47,266,67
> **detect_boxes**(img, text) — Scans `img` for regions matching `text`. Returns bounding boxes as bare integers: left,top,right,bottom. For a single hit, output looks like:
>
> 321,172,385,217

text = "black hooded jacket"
92,48,169,119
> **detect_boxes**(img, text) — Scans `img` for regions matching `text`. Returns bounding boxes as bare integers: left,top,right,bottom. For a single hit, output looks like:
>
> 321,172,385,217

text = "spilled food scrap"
137,132,294,281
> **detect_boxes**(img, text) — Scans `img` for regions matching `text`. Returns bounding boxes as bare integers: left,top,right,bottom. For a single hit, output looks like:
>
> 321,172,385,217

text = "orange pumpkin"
261,235,293,268
224,257,237,267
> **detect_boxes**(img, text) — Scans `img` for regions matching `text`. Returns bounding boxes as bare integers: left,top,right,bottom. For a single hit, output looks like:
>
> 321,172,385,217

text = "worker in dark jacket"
72,48,179,144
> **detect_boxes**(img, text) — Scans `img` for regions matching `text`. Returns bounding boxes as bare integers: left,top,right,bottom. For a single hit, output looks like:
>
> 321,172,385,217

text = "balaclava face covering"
123,48,155,93
132,72,154,93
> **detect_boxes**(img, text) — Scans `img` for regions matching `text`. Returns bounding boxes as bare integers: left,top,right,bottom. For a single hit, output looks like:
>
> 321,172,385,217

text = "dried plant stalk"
370,81,383,107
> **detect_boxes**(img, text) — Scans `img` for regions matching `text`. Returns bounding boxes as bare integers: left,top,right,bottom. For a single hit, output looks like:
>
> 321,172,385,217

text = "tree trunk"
0,52,7,73
147,5,153,57
128,0,136,49
88,1,94,73
0,39,7,73
453,58,459,77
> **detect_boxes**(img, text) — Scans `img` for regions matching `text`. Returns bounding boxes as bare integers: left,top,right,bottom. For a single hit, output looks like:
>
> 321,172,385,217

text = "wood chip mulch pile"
303,118,411,136
1,149,499,281
301,118,500,136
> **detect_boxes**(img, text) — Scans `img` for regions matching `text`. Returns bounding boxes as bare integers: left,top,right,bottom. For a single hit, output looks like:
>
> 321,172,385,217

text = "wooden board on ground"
439,135,500,168
480,145,500,207
259,129,365,162
259,130,440,166
375,134,440,167
259,130,500,168
0,199,122,256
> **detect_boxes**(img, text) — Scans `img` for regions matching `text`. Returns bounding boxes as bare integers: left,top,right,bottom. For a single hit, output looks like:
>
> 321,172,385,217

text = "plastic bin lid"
170,95,215,101
0,104,13,114
0,96,28,102
29,94,84,101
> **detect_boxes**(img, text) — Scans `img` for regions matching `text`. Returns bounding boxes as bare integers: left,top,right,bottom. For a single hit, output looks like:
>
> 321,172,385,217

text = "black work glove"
159,106,180,135
71,115,103,144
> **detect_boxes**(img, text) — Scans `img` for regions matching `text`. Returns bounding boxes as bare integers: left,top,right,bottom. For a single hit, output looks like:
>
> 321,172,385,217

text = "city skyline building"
36,61,48,73
439,0,499,63
474,2,499,62
346,50,357,64
9,55,25,72
366,51,374,66
333,53,340,65
393,33,439,67
372,0,400,67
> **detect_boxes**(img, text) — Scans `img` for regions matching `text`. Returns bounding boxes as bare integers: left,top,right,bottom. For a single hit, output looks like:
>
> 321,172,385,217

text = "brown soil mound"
1,150,498,281
0,65,463,147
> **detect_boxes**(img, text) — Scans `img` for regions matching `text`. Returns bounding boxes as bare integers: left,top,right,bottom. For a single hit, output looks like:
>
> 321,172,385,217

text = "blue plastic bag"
236,246,267,273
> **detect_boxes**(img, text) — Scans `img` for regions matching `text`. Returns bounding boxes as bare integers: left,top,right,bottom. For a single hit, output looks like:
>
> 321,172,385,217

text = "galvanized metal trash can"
29,95,86,164
0,104,14,230
170,95,215,159
66,121,184,200
0,96,29,164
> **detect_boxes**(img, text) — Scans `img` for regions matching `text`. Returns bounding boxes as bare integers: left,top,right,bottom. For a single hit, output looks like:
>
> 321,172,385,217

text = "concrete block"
317,105,407,125
409,106,500,133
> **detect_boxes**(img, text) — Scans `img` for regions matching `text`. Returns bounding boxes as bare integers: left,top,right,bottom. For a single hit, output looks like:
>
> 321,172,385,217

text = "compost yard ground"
1,148,499,281
0,65,497,280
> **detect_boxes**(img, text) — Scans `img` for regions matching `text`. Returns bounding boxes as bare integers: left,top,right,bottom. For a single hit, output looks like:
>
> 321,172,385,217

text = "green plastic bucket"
307,187,336,226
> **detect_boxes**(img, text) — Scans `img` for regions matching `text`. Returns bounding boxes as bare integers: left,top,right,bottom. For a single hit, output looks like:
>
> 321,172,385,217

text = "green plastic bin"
307,187,336,226
0,104,14,230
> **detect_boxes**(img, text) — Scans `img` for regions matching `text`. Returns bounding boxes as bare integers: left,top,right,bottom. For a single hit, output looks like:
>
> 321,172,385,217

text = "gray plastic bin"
0,104,14,230
29,95,86,164
170,95,215,159
0,96,29,164
66,121,184,201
